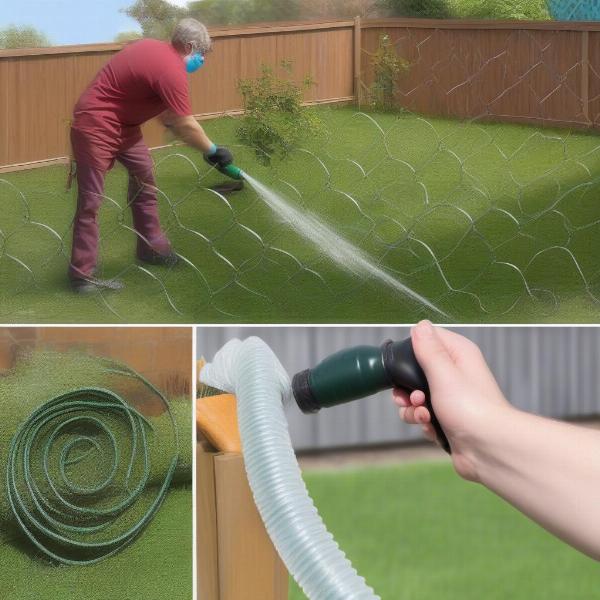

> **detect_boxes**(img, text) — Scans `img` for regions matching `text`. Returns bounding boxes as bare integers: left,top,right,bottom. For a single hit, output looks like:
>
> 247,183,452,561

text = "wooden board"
214,453,288,600
0,326,192,397
197,439,220,600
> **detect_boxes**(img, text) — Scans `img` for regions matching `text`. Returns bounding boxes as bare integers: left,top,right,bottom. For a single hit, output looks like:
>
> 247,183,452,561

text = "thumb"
411,321,456,390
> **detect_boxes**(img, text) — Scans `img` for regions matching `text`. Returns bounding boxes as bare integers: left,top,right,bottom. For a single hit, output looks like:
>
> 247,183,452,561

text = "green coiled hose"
6,362,179,565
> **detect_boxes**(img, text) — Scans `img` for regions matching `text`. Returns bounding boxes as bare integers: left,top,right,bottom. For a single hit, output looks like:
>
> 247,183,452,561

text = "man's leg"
117,140,172,262
69,162,107,280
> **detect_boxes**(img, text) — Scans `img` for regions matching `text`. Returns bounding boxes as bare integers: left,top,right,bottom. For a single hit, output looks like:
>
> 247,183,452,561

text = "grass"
0,350,192,599
2,106,600,323
2,487,192,600
290,462,600,599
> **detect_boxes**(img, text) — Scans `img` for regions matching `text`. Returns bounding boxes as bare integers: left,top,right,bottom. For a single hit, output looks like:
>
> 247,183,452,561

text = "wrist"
205,142,217,156
461,404,521,485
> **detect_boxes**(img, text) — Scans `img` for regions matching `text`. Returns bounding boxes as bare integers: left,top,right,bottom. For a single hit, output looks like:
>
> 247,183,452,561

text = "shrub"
379,0,454,18
368,34,409,111
450,0,550,19
237,61,324,164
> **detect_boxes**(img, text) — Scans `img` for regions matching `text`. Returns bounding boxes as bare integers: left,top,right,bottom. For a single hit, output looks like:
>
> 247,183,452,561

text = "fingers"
421,423,437,444
399,404,431,425
410,390,426,406
394,385,436,444
392,388,410,407
411,320,456,389
393,389,426,408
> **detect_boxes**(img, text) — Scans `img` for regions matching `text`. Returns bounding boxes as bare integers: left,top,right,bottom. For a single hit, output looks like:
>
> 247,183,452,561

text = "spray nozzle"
218,163,244,181
291,338,451,454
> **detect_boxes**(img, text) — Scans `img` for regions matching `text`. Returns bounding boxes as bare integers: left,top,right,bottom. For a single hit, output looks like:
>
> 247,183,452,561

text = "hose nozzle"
219,163,244,180
291,338,451,454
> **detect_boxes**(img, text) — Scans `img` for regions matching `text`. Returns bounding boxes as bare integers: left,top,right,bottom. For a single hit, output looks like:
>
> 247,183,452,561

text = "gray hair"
172,18,212,54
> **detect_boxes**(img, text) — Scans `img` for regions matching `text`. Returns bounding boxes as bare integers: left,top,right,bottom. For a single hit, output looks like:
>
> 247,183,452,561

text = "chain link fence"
2,22,600,323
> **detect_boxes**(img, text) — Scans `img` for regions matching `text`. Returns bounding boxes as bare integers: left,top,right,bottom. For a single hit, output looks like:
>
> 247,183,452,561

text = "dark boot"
138,250,179,267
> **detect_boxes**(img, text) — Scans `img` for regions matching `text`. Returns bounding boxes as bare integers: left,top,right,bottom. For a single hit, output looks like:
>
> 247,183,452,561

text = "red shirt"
72,39,192,169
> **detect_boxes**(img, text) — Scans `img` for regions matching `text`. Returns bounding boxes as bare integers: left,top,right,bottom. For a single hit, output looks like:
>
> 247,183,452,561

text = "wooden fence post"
197,439,288,600
197,439,220,600
581,30,591,125
354,16,362,107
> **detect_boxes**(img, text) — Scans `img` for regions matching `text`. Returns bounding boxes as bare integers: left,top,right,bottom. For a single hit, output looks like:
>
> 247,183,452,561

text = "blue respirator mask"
185,51,205,74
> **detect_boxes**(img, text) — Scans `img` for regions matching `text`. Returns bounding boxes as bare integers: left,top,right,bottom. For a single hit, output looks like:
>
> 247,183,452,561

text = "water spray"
243,175,450,319
292,338,450,453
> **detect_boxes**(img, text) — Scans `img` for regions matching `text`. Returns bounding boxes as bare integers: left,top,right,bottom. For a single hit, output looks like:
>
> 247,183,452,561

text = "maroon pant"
69,131,171,280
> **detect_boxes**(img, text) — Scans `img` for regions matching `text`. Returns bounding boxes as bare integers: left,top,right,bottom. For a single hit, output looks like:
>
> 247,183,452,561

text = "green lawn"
2,487,192,600
290,462,600,599
2,106,600,323
0,353,192,599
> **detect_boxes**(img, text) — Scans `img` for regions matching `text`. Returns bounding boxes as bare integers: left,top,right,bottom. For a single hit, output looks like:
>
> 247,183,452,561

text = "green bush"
379,0,454,18
378,0,550,19
450,0,550,19
368,33,409,111
237,61,324,164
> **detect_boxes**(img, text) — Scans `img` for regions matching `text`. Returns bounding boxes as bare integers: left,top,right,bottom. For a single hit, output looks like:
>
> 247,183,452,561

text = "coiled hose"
201,337,379,600
6,363,179,565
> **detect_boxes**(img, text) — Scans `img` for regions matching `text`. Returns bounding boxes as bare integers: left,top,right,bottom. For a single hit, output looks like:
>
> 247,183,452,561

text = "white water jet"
243,173,449,319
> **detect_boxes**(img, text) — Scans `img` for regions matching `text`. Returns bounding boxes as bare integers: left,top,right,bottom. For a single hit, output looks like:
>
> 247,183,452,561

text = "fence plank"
354,16,362,107
582,30,591,123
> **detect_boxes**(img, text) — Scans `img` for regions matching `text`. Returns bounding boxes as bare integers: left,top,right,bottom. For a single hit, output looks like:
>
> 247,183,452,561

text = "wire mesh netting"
2,26,600,324
548,0,600,20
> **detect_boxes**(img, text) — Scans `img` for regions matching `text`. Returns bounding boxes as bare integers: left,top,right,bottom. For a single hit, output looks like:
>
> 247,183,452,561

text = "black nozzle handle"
382,339,451,454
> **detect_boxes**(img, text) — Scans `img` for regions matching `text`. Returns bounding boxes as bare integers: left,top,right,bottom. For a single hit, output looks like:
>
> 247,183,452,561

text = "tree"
188,0,247,25
123,0,187,39
114,31,144,43
188,0,300,26
247,0,301,22
378,0,454,18
0,25,51,49
298,0,381,19
450,0,549,19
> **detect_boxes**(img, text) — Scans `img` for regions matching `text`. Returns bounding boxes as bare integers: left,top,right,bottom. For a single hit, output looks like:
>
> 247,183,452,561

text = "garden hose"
200,337,379,600
6,362,179,565
292,338,451,453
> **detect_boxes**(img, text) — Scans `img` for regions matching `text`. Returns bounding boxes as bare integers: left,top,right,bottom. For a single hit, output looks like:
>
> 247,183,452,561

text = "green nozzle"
293,345,389,413
219,163,244,181
292,339,451,454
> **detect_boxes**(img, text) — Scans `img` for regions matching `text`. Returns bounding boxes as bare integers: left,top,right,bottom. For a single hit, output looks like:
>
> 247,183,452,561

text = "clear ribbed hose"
200,337,379,600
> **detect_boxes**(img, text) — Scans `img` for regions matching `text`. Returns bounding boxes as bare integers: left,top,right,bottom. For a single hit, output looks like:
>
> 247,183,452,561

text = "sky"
0,0,186,46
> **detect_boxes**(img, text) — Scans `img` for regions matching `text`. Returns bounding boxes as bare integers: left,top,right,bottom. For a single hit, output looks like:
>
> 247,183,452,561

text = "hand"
393,321,511,482
204,145,234,169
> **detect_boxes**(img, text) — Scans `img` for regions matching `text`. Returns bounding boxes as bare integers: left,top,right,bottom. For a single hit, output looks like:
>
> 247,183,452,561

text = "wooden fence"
0,20,355,170
0,327,192,398
359,19,600,130
2,18,600,171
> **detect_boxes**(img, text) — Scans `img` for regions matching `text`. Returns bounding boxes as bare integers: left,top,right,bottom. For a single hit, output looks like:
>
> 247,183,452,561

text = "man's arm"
160,111,214,154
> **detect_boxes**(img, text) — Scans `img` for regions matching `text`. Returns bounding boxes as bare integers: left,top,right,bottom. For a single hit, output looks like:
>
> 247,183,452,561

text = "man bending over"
69,18,233,293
